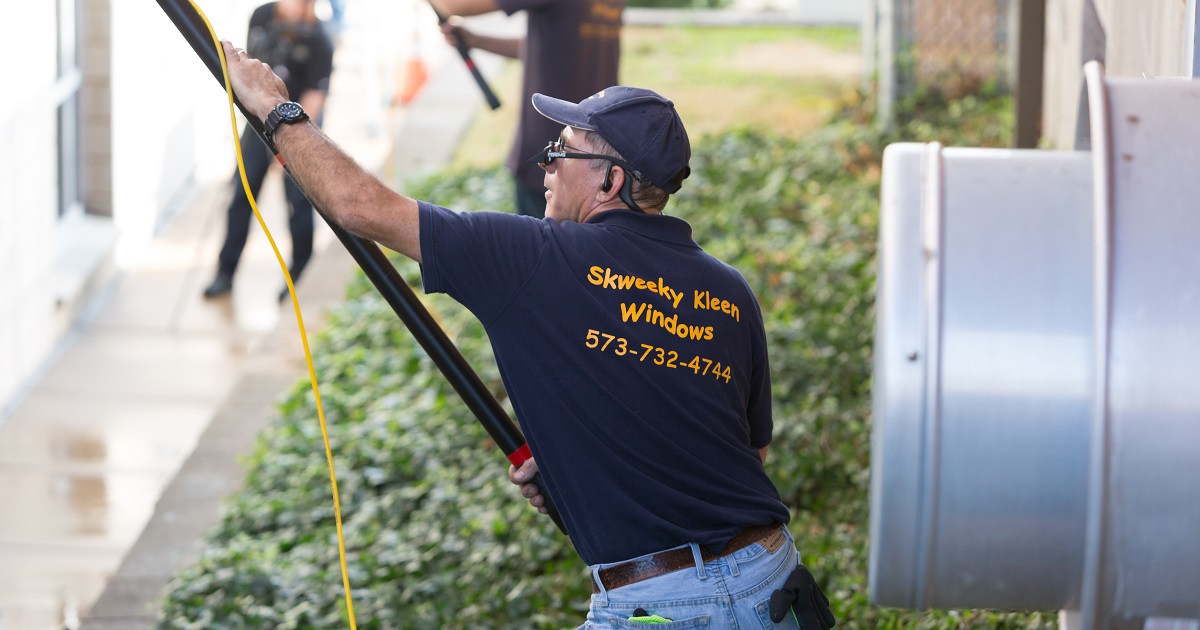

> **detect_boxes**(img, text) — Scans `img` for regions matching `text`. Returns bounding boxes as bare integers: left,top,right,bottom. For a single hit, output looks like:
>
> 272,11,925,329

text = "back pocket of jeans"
607,614,711,629
754,597,800,629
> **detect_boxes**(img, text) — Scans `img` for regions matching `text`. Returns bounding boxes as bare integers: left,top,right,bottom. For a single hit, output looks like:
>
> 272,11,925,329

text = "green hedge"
158,91,1056,629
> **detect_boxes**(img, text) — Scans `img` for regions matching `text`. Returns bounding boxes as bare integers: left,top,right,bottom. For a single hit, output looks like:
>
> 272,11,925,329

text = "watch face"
277,101,304,122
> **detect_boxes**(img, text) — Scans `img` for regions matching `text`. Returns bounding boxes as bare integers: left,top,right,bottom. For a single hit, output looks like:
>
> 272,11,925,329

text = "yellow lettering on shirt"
579,23,622,40
692,290,741,322
586,267,684,308
590,2,623,21
620,302,714,340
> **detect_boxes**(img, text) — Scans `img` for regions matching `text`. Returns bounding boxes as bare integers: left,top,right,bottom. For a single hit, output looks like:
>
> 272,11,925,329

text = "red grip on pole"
506,443,532,467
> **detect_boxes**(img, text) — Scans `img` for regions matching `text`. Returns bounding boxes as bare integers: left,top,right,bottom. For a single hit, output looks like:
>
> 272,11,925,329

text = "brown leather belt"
591,523,786,593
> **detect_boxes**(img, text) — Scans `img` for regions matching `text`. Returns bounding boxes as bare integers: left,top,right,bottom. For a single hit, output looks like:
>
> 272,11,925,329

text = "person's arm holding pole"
425,0,505,108
439,19,521,59
430,0,522,58
195,31,561,530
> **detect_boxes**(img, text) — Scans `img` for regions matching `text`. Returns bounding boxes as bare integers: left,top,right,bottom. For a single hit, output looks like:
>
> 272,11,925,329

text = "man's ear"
597,164,624,202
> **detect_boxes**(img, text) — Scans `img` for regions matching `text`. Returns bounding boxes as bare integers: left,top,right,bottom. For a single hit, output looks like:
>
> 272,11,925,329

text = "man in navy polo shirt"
219,40,833,628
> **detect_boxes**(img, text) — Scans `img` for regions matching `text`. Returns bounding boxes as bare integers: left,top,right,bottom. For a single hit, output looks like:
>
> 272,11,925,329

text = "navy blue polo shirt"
419,202,790,565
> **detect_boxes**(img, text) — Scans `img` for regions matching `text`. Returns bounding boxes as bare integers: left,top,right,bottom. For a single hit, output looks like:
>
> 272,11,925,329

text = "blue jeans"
582,528,802,629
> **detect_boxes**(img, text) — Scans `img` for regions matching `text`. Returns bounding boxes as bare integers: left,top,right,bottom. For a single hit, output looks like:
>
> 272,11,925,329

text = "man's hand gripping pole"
155,0,565,535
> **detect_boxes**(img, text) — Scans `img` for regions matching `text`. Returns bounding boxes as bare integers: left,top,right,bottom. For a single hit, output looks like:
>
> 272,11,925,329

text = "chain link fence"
870,0,1013,121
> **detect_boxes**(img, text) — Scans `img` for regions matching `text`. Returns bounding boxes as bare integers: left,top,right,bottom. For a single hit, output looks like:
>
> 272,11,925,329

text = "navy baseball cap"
531,87,691,193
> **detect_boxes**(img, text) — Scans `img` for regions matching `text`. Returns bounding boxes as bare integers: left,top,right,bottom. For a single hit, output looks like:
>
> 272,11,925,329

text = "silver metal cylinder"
869,64,1200,626
870,143,1094,611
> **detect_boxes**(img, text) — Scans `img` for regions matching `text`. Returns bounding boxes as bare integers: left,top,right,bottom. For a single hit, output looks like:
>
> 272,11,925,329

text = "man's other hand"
508,458,547,514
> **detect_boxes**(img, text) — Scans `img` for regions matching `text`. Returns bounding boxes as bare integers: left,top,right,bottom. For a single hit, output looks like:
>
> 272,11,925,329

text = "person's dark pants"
514,177,548,218
217,127,315,281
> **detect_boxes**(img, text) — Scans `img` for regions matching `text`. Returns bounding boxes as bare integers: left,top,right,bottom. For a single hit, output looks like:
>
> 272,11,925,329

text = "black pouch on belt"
768,564,836,628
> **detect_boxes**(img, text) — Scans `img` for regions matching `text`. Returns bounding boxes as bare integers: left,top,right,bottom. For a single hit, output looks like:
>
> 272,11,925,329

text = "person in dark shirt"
215,38,834,628
434,0,623,218
202,0,334,302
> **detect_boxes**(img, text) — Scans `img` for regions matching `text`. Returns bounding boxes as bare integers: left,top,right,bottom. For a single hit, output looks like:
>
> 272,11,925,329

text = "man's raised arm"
221,40,423,263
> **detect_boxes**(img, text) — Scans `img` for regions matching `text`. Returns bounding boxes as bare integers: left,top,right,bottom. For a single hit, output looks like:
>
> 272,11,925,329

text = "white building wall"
1,0,256,416
1,2,64,412
1042,0,1190,148
109,1,253,263
1092,0,1189,78
1044,0,1092,149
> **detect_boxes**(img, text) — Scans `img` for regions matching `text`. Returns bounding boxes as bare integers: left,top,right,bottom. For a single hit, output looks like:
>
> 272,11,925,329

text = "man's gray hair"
584,130,671,211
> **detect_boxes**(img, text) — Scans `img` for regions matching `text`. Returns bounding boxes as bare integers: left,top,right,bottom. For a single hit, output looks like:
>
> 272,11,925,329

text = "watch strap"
263,101,309,140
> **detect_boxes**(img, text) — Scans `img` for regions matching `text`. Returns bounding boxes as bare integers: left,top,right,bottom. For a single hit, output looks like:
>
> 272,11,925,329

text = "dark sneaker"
202,273,233,299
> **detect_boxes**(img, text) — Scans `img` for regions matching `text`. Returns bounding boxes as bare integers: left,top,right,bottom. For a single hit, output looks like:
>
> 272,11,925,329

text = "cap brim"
531,93,596,131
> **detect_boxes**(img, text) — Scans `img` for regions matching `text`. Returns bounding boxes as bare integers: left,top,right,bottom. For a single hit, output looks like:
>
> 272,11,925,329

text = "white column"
1186,0,1197,77
877,0,896,126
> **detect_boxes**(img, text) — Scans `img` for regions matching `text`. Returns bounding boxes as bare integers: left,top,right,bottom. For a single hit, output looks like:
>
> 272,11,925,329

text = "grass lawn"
447,24,861,169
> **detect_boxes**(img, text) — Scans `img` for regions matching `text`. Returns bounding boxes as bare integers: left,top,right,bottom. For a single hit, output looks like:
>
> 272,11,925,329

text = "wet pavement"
3,169,291,627
0,162,284,630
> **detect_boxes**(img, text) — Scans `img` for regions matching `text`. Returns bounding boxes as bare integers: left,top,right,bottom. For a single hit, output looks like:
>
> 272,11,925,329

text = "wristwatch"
263,101,309,140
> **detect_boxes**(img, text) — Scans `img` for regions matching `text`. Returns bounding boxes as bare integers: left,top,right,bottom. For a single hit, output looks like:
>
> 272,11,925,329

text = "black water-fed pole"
427,1,502,110
156,0,564,534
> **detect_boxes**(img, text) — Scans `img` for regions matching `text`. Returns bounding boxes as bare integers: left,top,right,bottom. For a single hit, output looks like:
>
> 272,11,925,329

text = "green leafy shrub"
159,91,1054,628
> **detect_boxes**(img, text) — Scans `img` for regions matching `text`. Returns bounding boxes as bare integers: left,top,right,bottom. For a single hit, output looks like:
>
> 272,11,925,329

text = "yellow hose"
187,2,357,627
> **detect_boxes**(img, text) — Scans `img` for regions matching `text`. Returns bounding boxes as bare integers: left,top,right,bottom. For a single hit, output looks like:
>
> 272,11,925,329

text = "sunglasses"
528,139,647,214
529,139,639,176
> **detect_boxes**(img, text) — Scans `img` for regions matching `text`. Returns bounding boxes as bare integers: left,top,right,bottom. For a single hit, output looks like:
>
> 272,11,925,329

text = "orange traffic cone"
396,58,427,105
394,5,428,106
